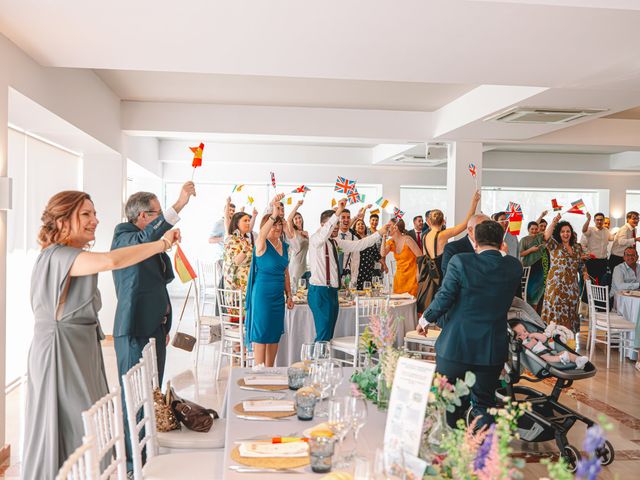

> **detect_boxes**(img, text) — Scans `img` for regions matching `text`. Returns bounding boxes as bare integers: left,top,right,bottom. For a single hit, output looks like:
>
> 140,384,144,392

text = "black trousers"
436,358,502,429
586,258,610,286
609,254,624,274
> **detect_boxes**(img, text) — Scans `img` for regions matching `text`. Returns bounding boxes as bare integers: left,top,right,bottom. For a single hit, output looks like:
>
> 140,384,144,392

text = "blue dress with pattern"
245,240,290,344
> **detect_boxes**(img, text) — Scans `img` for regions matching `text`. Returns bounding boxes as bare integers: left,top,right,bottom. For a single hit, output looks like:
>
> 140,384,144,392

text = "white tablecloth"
223,367,387,479
275,299,417,367
613,292,640,360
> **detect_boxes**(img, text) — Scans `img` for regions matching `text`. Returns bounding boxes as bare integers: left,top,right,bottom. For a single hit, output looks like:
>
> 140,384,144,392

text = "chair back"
587,280,611,315
55,436,97,480
353,296,388,366
217,288,245,343
121,358,159,479
198,259,218,289
521,266,531,303
81,389,127,480
141,338,159,390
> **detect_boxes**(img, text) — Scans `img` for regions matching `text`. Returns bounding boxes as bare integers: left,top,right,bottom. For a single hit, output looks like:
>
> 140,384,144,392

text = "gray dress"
22,245,108,480
288,232,309,287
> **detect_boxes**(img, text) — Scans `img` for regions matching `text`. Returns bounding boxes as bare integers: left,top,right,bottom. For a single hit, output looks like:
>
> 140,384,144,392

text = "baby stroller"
484,298,613,472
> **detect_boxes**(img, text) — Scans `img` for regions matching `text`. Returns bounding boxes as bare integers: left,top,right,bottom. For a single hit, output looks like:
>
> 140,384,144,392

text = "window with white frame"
399,186,448,227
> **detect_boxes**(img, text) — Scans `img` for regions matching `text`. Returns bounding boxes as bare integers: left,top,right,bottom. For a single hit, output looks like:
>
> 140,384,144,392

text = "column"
446,142,483,228
0,81,9,461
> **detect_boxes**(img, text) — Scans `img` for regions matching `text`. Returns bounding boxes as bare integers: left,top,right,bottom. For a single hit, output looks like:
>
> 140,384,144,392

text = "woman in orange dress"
380,219,423,296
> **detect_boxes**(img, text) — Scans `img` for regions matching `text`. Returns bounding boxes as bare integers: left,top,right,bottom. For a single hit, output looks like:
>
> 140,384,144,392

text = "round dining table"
614,291,640,360
274,297,418,367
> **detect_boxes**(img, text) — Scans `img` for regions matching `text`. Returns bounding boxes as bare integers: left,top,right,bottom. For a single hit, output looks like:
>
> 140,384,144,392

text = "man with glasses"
111,181,196,473
610,211,640,272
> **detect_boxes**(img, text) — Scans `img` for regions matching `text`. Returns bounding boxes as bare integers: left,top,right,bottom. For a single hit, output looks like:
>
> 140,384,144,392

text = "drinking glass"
313,341,331,361
373,448,406,480
327,360,344,397
363,281,372,296
372,276,381,290
300,342,315,366
308,362,331,417
328,396,352,468
309,435,335,473
354,456,372,480
346,394,368,460
298,278,307,291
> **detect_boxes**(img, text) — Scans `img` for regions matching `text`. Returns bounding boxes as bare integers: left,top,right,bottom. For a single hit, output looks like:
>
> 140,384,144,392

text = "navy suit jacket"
111,215,175,337
422,250,522,366
441,235,474,278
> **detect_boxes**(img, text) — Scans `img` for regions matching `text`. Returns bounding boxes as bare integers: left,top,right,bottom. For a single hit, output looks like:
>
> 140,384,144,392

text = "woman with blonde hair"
22,191,180,480
380,218,423,296
417,191,481,312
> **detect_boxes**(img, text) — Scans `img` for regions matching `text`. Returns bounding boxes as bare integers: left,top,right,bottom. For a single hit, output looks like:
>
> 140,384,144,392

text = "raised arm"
349,204,371,228
582,212,591,234
441,191,481,241
256,193,285,256
285,200,304,239
223,196,232,233
71,230,180,276
339,222,389,253
545,213,561,241
536,210,549,225
249,206,258,232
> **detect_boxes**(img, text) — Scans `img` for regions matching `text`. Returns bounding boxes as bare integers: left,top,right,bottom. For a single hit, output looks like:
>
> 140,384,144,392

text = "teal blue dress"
245,240,289,345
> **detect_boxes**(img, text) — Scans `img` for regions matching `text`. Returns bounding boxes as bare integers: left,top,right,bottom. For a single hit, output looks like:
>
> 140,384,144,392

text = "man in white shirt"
337,208,359,284
581,212,614,286
610,211,640,272
611,247,640,297
308,199,390,341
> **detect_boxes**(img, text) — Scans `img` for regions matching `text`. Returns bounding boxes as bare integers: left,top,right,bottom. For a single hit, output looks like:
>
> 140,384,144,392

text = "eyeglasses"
145,210,162,216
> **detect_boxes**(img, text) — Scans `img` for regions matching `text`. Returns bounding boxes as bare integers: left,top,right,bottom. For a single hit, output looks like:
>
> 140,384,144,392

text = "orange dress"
387,239,418,297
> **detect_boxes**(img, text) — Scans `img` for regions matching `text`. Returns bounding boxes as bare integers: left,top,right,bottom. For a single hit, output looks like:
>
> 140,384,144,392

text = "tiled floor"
3,305,640,479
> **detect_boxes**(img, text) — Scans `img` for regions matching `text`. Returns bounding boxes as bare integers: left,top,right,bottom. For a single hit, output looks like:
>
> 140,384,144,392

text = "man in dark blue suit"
112,181,195,471
418,220,522,427
441,213,489,278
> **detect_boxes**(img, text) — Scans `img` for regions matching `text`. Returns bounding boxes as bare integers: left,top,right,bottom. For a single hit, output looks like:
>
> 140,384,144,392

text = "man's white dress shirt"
611,223,637,257
581,227,613,259
611,261,640,297
309,215,380,288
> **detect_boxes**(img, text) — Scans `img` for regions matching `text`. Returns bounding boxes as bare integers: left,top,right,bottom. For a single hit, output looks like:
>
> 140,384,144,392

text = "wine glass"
300,342,315,366
363,281,372,297
347,394,368,460
298,278,307,292
327,360,344,397
328,396,352,468
313,341,331,361
308,361,332,416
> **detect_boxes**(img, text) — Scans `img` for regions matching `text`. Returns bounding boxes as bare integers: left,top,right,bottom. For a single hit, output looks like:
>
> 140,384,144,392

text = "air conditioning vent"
486,107,607,124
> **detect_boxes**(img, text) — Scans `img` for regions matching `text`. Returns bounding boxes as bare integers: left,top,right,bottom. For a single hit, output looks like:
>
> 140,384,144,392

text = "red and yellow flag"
174,244,197,283
190,143,204,168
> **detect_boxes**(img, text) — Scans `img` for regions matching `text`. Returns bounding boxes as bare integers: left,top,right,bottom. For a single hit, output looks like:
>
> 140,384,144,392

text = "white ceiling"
95,70,473,112
2,0,640,158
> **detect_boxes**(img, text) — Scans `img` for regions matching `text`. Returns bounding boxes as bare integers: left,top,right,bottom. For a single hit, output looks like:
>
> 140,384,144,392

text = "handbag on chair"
153,381,180,432
171,282,197,352
170,387,220,433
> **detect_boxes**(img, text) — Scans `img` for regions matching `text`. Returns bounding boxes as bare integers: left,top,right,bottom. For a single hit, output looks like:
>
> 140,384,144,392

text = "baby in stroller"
511,322,589,369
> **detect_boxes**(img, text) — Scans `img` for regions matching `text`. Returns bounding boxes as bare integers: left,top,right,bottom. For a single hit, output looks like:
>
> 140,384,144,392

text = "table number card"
383,357,435,477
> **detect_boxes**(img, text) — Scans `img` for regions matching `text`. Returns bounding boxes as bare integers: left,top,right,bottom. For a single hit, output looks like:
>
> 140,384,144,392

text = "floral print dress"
223,232,253,296
541,237,587,330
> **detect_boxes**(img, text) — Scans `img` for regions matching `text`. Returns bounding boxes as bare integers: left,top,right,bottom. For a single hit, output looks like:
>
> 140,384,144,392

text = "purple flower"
473,424,495,471
576,456,601,480
582,425,605,454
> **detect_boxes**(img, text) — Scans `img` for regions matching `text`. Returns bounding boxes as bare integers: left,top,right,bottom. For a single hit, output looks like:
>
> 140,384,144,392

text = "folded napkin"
242,399,295,412
320,472,353,480
243,374,288,386
239,441,309,458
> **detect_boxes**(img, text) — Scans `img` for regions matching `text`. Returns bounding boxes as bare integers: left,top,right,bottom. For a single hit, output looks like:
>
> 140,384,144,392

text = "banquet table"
275,297,418,367
223,367,387,479
614,292,640,360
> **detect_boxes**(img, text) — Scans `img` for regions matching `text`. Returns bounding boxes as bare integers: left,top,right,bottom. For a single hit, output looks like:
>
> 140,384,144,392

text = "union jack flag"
468,163,477,178
334,176,357,194
505,201,522,220
347,189,362,205
291,185,311,194
393,207,405,219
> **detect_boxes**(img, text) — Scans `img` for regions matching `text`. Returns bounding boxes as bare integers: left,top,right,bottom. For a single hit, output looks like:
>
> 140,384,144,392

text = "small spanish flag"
190,143,204,168
331,198,337,208
286,197,293,205
370,208,380,215
174,244,197,283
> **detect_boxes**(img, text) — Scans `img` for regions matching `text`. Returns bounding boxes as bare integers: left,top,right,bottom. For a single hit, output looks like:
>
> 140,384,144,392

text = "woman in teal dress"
519,220,547,311
245,194,295,366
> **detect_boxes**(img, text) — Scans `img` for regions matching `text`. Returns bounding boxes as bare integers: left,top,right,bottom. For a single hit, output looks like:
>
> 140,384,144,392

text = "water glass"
313,341,331,361
287,364,307,390
309,435,335,473
294,388,317,420
300,342,315,365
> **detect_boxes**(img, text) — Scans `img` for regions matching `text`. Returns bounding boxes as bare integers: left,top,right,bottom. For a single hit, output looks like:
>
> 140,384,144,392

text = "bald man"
441,213,490,278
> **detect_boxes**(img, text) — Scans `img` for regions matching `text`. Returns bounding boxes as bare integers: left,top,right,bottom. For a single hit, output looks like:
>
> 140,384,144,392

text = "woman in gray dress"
22,191,181,480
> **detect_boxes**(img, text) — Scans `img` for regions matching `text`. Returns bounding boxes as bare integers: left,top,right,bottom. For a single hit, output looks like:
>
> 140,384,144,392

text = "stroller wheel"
597,440,615,466
562,445,581,473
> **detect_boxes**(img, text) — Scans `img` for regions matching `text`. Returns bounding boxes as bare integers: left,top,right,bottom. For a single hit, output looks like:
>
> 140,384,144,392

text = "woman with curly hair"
541,213,588,331
23,191,180,480
223,211,254,296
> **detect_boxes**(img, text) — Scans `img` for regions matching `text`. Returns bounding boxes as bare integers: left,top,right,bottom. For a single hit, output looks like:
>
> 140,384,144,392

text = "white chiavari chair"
192,281,222,371
215,288,252,380
521,266,531,303
55,436,97,480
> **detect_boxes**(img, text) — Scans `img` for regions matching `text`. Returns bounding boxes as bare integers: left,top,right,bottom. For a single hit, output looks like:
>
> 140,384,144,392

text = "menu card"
383,357,436,477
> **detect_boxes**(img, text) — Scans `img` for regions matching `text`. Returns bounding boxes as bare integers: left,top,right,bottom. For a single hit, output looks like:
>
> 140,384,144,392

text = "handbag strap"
174,281,193,332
